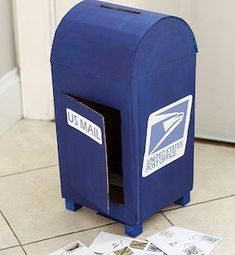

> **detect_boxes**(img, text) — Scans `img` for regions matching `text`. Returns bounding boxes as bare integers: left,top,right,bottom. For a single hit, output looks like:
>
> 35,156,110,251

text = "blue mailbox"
51,0,197,237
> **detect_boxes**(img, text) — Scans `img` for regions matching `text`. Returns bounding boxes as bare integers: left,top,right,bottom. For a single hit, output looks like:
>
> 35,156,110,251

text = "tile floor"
0,119,234,255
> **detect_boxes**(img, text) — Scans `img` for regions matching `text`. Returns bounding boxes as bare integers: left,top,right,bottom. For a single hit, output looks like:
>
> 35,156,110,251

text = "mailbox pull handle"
100,4,141,15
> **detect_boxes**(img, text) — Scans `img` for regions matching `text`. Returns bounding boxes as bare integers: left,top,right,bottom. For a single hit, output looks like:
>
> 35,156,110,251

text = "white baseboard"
0,67,22,136
195,127,235,144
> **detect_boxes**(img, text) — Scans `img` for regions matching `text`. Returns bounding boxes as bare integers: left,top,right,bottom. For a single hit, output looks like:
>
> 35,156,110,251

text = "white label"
66,108,102,145
142,95,193,177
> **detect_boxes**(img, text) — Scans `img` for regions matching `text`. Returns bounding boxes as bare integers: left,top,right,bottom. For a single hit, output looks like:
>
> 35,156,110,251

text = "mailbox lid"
133,17,198,77
50,0,167,81
51,1,197,82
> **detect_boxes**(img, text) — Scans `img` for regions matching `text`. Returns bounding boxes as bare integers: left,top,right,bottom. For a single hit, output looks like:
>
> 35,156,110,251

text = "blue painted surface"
51,0,197,236
175,191,191,206
65,199,82,212
125,224,143,237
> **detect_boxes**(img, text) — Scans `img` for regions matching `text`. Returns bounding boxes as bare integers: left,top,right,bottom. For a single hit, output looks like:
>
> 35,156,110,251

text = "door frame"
12,0,56,120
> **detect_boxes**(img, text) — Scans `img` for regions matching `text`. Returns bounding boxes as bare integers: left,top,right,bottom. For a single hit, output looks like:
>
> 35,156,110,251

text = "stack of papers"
49,227,222,255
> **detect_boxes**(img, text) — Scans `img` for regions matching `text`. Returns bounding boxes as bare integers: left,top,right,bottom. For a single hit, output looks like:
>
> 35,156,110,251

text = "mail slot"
50,0,198,237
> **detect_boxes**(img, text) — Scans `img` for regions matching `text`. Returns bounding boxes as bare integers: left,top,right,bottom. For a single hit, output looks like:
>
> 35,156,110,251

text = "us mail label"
142,95,193,177
66,108,102,145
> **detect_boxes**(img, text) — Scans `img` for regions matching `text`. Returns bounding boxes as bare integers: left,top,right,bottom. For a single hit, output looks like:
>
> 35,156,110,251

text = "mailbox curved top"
51,0,197,81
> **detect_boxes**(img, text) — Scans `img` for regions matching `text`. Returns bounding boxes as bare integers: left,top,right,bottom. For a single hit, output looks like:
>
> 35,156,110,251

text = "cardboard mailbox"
51,0,197,237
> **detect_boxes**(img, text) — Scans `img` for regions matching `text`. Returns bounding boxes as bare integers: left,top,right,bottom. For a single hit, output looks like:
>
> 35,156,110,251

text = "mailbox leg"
65,199,82,212
125,223,143,237
175,191,191,206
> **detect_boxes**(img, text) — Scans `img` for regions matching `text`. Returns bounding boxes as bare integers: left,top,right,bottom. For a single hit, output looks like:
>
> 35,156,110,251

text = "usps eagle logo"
142,95,193,177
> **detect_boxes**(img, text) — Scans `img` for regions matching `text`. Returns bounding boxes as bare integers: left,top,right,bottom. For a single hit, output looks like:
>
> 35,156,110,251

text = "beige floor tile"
0,213,19,249
0,119,58,176
24,225,122,255
192,141,235,203
138,213,172,239
164,196,235,255
0,166,113,244
0,247,25,255
24,213,171,255
163,140,235,211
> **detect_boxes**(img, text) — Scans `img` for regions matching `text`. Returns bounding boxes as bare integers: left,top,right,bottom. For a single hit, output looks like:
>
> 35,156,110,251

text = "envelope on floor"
48,240,95,255
147,226,222,255
89,231,165,255
170,226,222,254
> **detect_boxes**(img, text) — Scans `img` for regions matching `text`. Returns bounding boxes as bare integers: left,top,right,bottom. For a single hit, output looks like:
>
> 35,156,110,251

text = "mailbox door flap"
63,94,109,213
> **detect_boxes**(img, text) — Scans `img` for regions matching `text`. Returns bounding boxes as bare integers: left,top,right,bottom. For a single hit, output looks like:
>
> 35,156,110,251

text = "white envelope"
147,226,222,255
171,226,222,254
89,231,133,254
89,231,165,255
48,240,95,255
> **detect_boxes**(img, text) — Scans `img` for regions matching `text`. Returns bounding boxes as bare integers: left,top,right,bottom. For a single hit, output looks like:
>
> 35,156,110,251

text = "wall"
193,0,235,142
13,0,55,120
0,0,16,76
0,0,21,135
